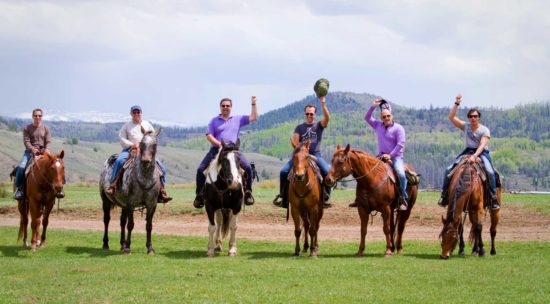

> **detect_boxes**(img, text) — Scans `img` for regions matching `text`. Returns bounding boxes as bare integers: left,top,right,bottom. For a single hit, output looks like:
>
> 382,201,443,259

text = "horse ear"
141,125,146,134
59,150,64,159
344,144,350,154
155,127,161,137
441,215,446,224
337,144,341,150
304,140,311,150
221,141,226,149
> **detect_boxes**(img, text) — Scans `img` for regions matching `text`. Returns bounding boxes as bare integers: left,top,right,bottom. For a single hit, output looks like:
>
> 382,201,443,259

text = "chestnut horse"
440,157,501,259
325,144,418,257
17,151,65,251
289,140,323,256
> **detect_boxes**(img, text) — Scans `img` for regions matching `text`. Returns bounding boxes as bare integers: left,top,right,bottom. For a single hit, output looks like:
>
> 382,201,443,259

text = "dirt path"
2,204,549,242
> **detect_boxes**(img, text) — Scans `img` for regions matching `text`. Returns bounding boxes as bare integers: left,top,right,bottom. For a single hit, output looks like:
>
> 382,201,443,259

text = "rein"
30,157,59,194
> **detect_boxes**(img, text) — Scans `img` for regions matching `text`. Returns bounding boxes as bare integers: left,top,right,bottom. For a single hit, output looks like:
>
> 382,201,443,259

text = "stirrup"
272,194,283,207
244,191,255,206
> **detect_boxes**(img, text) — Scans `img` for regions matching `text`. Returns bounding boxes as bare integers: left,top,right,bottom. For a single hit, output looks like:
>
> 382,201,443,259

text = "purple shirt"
365,105,405,159
207,115,250,147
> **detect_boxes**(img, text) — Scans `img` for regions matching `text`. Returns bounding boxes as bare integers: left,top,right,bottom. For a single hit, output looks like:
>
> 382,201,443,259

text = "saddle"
446,157,502,208
379,158,421,187
108,153,163,190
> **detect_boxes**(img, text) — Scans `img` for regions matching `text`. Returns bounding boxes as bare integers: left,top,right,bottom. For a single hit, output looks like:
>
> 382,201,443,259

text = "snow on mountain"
13,111,189,127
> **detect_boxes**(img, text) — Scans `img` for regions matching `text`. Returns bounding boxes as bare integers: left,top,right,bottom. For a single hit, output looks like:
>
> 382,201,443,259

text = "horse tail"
17,199,29,243
220,208,231,239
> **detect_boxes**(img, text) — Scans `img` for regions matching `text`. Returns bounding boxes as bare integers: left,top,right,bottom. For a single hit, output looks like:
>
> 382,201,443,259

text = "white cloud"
0,0,549,124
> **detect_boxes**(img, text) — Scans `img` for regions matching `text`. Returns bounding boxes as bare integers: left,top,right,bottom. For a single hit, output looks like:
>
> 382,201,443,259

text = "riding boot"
106,169,124,195
13,188,24,200
322,187,332,208
193,194,204,209
244,190,255,206
491,194,500,210
398,197,408,211
157,185,172,203
438,191,448,207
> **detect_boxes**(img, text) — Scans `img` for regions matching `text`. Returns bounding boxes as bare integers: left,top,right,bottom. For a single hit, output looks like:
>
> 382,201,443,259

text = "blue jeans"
110,148,167,186
15,150,32,189
279,151,331,195
442,148,496,195
195,147,253,195
392,157,408,200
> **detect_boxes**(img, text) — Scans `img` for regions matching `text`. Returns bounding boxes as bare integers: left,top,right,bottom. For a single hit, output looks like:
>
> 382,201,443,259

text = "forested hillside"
2,93,549,190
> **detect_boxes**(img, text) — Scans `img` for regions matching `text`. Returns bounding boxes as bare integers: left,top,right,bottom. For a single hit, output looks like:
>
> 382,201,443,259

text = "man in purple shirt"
193,96,258,208
360,99,408,211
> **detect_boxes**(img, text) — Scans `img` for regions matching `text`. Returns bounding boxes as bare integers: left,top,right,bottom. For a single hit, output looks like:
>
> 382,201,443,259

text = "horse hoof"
355,252,363,257
458,251,465,256
123,248,131,255
294,252,300,256
491,250,496,255
471,252,478,257
103,245,109,251
207,249,215,257
384,251,393,257
397,249,403,255
228,252,237,257
148,250,155,256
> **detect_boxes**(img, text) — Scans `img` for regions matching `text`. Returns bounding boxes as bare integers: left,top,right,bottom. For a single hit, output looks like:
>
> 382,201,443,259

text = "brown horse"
289,140,323,256
325,144,418,257
17,151,65,251
440,157,501,259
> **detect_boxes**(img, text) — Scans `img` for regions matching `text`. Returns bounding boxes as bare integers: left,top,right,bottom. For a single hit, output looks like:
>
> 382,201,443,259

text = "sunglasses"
33,115,42,118
221,105,231,108
305,113,315,116
382,115,391,119
468,115,479,118
132,111,141,114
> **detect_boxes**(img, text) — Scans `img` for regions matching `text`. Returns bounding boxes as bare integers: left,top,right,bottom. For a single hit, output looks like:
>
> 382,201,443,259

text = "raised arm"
449,94,465,130
364,99,383,128
319,95,330,128
249,96,258,122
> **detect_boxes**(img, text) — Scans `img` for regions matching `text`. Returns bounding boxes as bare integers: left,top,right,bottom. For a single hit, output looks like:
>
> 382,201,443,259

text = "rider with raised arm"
193,96,258,208
273,94,332,209
439,94,499,209
356,99,408,211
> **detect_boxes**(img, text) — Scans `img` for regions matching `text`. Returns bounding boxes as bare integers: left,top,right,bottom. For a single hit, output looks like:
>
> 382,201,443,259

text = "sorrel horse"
289,140,323,257
100,127,162,255
16,150,65,251
203,141,244,257
325,144,418,257
440,157,501,259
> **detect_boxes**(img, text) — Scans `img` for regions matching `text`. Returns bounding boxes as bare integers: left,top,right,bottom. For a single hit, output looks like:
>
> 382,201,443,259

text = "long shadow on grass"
0,245,30,257
65,246,124,257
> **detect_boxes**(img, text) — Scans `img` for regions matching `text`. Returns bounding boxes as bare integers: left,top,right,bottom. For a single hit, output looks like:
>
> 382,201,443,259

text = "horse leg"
145,204,157,256
214,210,223,252
381,209,393,257
309,212,320,257
39,202,54,248
395,208,411,255
119,208,128,252
124,207,135,255
17,199,29,248
291,206,302,256
28,199,41,252
302,211,310,254
490,209,499,255
101,195,111,250
356,205,369,257
207,221,216,257
458,222,465,256
228,213,238,257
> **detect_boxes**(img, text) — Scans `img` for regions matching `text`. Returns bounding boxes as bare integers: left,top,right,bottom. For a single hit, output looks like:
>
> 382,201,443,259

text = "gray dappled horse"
204,141,244,257
99,127,162,255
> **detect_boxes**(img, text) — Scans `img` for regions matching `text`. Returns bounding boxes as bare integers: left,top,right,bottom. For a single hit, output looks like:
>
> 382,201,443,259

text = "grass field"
1,186,550,303
0,227,549,303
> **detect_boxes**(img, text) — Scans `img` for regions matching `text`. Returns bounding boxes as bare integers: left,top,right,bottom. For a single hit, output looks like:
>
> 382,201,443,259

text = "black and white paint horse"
204,141,244,257
99,127,162,255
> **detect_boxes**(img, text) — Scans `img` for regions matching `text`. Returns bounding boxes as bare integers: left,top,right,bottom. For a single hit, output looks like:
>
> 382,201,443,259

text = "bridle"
30,155,64,195
207,149,243,206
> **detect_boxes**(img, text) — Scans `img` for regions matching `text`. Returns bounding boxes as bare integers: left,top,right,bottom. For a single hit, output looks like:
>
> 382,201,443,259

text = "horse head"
325,144,352,187
292,140,311,182
42,150,65,197
139,126,160,165
218,141,242,190
440,215,458,259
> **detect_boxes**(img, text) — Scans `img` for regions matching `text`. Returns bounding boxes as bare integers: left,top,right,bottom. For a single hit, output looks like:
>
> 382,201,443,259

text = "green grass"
0,227,549,303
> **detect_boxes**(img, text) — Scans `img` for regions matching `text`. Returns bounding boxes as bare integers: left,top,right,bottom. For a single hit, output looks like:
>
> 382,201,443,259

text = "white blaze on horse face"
227,152,242,185
55,160,61,168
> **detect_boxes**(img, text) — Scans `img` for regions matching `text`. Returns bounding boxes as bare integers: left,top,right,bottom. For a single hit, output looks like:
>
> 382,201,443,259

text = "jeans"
195,147,253,195
279,151,331,195
15,150,32,189
441,148,496,195
392,157,408,200
110,148,167,186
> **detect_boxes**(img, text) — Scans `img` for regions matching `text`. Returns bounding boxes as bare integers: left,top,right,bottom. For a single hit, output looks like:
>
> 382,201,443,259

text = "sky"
1,0,549,126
